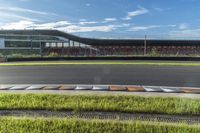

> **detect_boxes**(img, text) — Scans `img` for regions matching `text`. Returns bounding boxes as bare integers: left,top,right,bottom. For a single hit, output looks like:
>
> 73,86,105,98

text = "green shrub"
148,47,161,57
0,53,3,57
48,52,59,57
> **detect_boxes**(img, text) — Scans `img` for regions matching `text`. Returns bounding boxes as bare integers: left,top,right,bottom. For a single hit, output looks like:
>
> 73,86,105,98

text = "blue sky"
0,0,200,39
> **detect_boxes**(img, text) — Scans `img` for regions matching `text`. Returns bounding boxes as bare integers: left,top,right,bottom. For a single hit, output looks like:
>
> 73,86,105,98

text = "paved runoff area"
0,64,200,87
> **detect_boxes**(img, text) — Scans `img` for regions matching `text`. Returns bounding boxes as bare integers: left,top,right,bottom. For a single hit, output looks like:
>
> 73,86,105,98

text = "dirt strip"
0,110,200,124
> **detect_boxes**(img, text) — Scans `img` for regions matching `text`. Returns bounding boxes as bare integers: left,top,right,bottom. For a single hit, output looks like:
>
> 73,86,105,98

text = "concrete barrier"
161,87,183,93
10,85,30,90
75,85,93,90
59,85,76,90
127,86,145,92
93,85,109,91
6,56,200,62
182,87,200,94
143,86,163,92
109,86,127,91
43,85,61,90
0,85,13,90
26,85,45,90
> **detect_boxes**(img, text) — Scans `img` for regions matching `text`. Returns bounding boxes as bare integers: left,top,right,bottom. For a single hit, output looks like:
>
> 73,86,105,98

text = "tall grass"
0,93,200,115
0,117,199,133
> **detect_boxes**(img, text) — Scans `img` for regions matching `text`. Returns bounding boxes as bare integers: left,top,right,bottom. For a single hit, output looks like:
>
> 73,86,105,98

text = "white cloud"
18,0,31,2
30,21,72,29
179,23,188,30
79,21,98,25
0,6,59,23
0,20,125,33
86,3,91,7
129,25,161,31
79,19,87,22
0,20,34,29
169,28,200,39
153,7,163,12
168,24,177,27
0,7,51,15
60,25,117,33
0,12,39,22
122,7,149,20
129,24,176,31
78,18,117,25
121,23,130,27
103,18,117,23
0,20,71,30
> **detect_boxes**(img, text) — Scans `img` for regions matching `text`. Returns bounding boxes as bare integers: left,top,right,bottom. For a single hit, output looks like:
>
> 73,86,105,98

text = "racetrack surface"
0,65,200,87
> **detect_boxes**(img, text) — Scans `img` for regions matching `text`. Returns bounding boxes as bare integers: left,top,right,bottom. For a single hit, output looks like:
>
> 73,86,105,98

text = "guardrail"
6,56,200,62
0,84,200,94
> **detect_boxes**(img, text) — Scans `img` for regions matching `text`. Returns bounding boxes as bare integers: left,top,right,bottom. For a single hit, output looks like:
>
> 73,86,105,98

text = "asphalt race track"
0,65,200,87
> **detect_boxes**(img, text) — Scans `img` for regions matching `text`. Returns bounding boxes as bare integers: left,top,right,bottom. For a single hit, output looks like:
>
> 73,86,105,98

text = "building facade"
0,30,200,56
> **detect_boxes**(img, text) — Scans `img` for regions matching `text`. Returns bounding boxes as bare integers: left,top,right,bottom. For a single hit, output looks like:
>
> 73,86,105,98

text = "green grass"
0,93,200,115
0,117,199,133
1,61,200,66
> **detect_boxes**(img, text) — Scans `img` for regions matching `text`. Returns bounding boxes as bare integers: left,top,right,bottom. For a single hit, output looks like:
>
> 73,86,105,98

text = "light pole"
39,33,42,56
144,35,147,55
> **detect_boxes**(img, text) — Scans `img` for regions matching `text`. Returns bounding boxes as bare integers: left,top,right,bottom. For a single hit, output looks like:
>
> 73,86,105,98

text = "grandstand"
0,30,200,56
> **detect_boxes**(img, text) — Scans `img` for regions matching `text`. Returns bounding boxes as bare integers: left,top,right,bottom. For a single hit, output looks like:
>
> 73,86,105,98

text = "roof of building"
0,29,200,46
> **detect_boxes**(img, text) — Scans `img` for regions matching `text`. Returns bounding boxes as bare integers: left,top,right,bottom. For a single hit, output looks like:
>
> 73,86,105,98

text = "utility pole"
39,33,42,56
144,35,147,55
30,34,33,49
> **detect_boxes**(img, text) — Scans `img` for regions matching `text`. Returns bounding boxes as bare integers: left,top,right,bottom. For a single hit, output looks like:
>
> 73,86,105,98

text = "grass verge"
0,93,200,115
1,61,200,66
0,117,199,133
